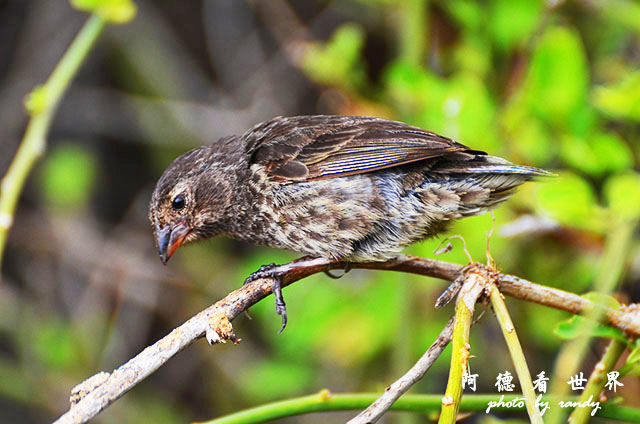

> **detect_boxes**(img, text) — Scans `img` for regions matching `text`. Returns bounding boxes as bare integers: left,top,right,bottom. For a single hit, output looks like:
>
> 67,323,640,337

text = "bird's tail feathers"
440,155,553,178
439,156,552,218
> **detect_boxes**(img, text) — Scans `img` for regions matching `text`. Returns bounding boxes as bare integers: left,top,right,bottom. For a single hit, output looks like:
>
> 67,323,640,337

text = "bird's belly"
252,172,449,261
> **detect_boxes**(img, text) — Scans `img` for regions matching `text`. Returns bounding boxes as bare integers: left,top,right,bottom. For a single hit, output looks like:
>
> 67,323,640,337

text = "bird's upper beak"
155,221,191,265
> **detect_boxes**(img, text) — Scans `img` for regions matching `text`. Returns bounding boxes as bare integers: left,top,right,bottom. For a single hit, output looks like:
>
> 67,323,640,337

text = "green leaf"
489,0,543,51
582,292,621,309
522,26,588,126
619,340,640,376
553,315,626,342
442,0,485,32
592,72,640,122
560,132,633,176
603,172,640,220
384,61,446,123
629,340,640,364
453,35,491,77
302,23,366,91
71,0,137,24
625,340,640,367
38,144,97,211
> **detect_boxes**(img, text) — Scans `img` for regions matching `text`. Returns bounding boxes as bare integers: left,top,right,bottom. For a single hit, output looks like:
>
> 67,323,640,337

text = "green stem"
547,219,636,424
570,339,627,424
393,277,418,424
438,272,483,424
0,14,106,268
198,391,640,424
489,283,543,423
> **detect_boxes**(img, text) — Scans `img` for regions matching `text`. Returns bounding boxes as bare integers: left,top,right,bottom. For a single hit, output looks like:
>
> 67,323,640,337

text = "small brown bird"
149,115,548,330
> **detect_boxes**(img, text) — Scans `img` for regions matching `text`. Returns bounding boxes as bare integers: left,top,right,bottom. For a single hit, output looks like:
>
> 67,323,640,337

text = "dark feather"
244,115,481,181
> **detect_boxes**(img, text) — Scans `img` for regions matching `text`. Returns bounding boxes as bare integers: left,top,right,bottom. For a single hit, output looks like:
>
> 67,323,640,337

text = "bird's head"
149,145,234,264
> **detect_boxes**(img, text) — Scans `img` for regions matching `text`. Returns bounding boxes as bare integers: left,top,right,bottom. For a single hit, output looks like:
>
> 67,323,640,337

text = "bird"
149,115,549,331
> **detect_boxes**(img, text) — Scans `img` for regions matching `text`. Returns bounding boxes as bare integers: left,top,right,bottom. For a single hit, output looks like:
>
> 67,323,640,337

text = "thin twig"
51,255,640,424
346,316,455,424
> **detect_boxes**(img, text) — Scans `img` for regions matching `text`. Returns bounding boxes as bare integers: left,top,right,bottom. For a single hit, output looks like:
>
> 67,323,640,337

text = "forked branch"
52,254,640,424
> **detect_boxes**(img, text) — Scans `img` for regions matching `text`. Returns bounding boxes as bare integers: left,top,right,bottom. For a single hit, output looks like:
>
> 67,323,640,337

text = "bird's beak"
155,221,191,265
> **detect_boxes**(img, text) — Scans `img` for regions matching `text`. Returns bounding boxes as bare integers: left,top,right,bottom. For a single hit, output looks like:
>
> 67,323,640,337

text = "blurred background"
1,0,640,423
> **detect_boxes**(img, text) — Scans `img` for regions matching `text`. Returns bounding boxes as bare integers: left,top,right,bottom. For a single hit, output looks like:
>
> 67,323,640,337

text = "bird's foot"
324,262,352,279
244,263,288,333
243,257,342,333
243,263,278,285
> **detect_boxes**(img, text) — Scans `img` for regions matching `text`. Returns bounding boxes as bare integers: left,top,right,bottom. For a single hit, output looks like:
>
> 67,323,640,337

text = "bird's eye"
171,194,186,210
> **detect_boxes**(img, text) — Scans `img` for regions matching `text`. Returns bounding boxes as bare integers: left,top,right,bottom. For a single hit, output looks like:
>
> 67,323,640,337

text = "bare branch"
52,254,640,424
346,316,455,424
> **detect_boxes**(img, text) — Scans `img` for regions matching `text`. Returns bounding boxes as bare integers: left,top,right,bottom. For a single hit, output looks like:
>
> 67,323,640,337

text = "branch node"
207,313,239,345
70,371,110,405
441,396,454,406
318,388,332,401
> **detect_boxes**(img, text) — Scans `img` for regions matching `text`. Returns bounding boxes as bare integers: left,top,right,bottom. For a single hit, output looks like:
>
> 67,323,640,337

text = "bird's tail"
455,154,553,177
432,155,552,218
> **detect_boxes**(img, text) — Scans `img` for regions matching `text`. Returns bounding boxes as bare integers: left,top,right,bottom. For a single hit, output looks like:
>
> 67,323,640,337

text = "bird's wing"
244,115,482,181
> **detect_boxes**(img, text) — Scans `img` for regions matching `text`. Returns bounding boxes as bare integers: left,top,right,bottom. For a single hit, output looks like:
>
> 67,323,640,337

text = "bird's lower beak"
155,222,191,265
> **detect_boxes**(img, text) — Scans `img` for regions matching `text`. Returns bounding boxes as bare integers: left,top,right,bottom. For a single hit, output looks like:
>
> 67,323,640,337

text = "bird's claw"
272,278,287,333
244,263,288,332
243,263,278,285
324,262,352,279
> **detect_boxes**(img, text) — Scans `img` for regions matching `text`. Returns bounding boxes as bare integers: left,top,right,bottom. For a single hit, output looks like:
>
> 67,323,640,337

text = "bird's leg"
272,278,287,333
243,257,342,333
243,263,288,332
324,262,352,279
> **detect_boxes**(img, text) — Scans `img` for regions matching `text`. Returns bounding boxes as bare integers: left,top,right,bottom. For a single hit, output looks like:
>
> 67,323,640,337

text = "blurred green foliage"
593,72,640,121
38,143,97,211
5,0,640,422
302,24,367,92
71,0,137,23
274,0,640,417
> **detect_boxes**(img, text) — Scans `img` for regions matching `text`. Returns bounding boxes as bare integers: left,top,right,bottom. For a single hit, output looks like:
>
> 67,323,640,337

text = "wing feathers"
245,116,483,182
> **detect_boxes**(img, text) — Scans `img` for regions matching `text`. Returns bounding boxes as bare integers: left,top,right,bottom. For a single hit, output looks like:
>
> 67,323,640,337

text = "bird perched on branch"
149,115,549,331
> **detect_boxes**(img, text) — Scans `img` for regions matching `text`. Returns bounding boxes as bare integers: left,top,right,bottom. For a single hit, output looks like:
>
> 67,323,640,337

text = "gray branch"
346,316,455,424
51,255,640,424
